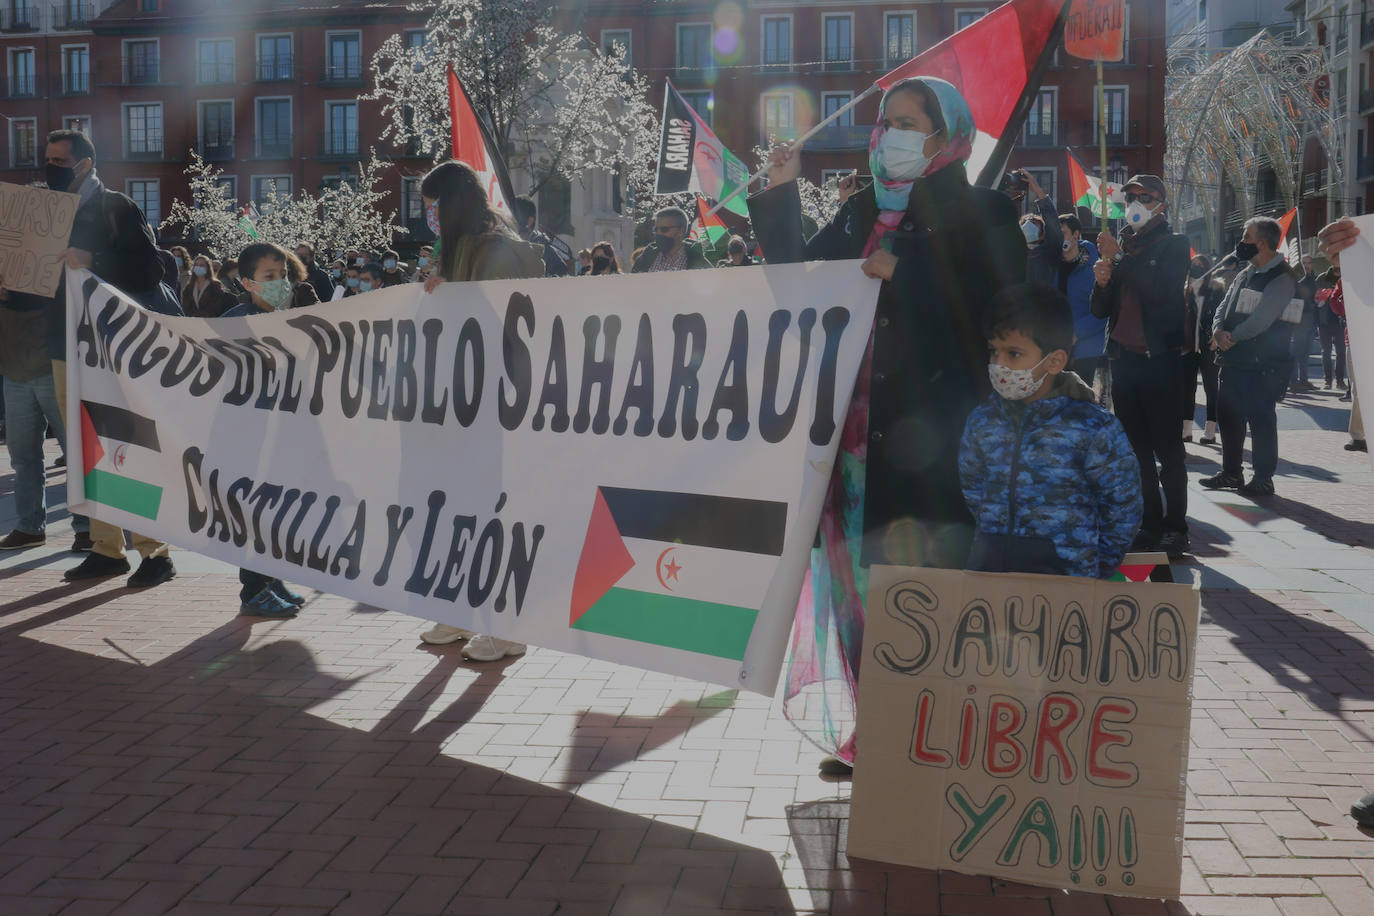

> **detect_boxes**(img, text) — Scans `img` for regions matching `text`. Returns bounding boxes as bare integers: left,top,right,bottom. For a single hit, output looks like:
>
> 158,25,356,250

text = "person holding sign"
959,284,1141,578
751,76,1025,774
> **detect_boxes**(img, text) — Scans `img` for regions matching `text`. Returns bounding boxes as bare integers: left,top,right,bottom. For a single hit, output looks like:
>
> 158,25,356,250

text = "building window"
1097,86,1127,141
325,32,362,81
1025,88,1056,145
956,9,988,29
125,103,163,159
885,13,915,67
403,176,423,223
763,91,795,140
762,16,791,71
677,23,713,74
8,48,34,98
215,175,237,203
59,0,89,29
199,101,233,160
325,101,358,156
10,117,35,167
253,175,292,209
256,98,291,158
538,174,574,235
822,91,854,126
600,29,632,69
61,45,88,95
257,34,291,80
127,179,160,229
124,39,158,84
11,0,34,28
197,39,233,84
62,114,90,140
680,89,713,127
823,14,853,71
140,0,156,10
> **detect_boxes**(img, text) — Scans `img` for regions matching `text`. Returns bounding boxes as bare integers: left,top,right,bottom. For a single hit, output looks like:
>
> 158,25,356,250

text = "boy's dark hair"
47,128,95,163
361,262,385,283
982,284,1076,358
239,242,305,283
511,195,537,226
1058,213,1081,235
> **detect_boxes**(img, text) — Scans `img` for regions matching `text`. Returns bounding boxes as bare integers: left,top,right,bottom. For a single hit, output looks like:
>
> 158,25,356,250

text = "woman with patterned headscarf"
748,76,1026,776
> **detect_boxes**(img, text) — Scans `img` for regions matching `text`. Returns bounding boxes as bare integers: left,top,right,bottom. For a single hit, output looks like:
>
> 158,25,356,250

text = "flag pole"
703,83,881,220
1097,56,1108,227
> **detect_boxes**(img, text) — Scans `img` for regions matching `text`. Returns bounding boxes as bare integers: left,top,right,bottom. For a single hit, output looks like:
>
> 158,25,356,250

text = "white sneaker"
461,635,527,662
420,623,476,645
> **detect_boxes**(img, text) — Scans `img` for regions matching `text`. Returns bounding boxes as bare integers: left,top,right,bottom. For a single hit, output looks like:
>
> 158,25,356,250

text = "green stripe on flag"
85,469,162,520
571,587,758,660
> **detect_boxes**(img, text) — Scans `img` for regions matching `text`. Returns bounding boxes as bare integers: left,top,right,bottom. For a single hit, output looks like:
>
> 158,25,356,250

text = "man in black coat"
3,129,176,586
295,243,336,303
1090,174,1192,557
749,129,1025,569
511,196,570,277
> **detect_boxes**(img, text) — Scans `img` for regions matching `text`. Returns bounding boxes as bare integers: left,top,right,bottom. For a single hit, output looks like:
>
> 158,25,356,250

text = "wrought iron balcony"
319,131,360,160
53,3,91,30
126,138,165,161
198,137,234,162
253,134,292,159
255,56,294,82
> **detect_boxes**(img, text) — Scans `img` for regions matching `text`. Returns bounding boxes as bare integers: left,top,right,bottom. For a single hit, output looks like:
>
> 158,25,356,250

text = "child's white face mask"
989,354,1051,400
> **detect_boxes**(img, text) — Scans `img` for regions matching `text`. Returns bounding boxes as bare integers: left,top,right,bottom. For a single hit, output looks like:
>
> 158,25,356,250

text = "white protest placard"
1329,213,1374,463
848,566,1200,899
65,263,879,694
0,181,80,296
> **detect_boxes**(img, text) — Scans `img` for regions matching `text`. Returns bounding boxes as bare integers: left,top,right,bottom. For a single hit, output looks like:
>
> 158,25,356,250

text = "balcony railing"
320,61,364,84
1363,19,1374,49
7,73,35,98
1022,123,1060,147
198,137,234,162
56,71,90,95
126,138,165,161
197,61,234,84
320,131,360,160
122,55,161,85
822,46,853,72
0,7,39,31
760,52,791,73
1081,119,1141,147
1361,87,1374,115
255,56,294,81
803,124,870,151
53,3,91,29
254,134,292,159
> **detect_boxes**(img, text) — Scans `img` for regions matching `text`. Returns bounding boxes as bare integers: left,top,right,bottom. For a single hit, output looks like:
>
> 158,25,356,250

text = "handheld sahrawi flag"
1068,150,1124,219
447,66,513,212
655,81,751,218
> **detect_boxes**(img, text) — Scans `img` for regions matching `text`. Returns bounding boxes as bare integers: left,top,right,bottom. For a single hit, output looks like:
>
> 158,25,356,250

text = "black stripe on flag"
599,487,786,556
654,82,697,196
82,401,161,452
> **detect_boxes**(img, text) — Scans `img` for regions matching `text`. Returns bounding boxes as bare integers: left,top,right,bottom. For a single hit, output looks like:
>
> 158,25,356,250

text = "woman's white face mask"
873,128,934,181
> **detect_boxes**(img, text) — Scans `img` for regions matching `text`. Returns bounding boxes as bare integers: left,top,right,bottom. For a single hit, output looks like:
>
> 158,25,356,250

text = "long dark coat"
748,162,1026,567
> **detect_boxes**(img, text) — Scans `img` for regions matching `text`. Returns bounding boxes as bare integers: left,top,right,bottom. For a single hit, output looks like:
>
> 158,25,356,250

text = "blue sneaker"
270,579,305,607
240,587,299,618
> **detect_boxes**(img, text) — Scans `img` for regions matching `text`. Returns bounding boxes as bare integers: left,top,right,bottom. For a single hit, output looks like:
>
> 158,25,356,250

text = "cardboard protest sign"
848,566,1199,899
1065,0,1125,62
0,181,80,297
64,262,879,694
1330,213,1374,470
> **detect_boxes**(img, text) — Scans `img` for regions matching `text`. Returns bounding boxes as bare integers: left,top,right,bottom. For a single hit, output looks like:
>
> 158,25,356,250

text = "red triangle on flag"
79,403,103,477
569,488,635,625
447,67,509,211
1117,564,1156,583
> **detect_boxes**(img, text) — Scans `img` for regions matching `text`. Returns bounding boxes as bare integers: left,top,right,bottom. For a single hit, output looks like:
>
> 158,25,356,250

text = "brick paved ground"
2,380,1374,915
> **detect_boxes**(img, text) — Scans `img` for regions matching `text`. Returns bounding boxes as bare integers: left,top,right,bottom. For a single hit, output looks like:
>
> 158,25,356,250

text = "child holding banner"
958,285,1142,578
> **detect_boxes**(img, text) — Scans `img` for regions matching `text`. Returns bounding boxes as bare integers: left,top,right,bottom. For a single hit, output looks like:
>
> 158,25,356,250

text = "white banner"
66,263,879,694
1332,214,1374,459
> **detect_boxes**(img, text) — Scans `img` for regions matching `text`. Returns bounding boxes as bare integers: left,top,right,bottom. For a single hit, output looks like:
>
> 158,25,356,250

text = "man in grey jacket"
1202,216,1298,497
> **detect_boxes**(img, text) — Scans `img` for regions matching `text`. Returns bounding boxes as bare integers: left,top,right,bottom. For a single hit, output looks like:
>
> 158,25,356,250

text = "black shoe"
1182,434,1193,443
0,529,45,550
52,454,66,468
240,587,299,618
71,532,94,552
1238,477,1275,497
64,552,131,581
1158,530,1190,559
1200,471,1244,490
1352,792,1374,829
1129,531,1159,552
818,755,853,779
1346,440,1368,452
1325,380,1333,390
1199,436,1218,445
127,555,175,588
1340,391,1353,402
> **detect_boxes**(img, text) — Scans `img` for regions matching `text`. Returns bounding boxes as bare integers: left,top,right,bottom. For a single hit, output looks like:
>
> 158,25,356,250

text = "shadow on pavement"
0,618,796,914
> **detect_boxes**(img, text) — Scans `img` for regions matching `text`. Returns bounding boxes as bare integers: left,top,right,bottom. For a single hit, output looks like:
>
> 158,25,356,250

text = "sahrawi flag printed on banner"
1068,150,1125,219
877,0,1066,178
80,401,164,520
655,81,751,218
570,487,787,660
447,66,511,212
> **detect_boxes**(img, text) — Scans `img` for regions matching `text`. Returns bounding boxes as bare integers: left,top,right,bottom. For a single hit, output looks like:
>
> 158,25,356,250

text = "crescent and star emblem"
112,444,128,471
655,547,683,591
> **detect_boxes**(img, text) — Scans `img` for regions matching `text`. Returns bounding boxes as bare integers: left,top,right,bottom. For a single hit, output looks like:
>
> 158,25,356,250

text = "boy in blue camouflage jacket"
959,285,1143,578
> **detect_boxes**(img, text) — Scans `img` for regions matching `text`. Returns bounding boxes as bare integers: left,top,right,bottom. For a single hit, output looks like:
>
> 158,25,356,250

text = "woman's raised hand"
765,142,803,187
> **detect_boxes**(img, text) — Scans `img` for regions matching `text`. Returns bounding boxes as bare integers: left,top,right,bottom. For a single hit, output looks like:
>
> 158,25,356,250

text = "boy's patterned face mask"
988,354,1051,400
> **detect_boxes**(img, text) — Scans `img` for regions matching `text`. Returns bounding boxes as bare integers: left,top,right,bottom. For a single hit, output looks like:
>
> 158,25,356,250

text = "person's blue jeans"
1218,364,1284,481
3,374,88,534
